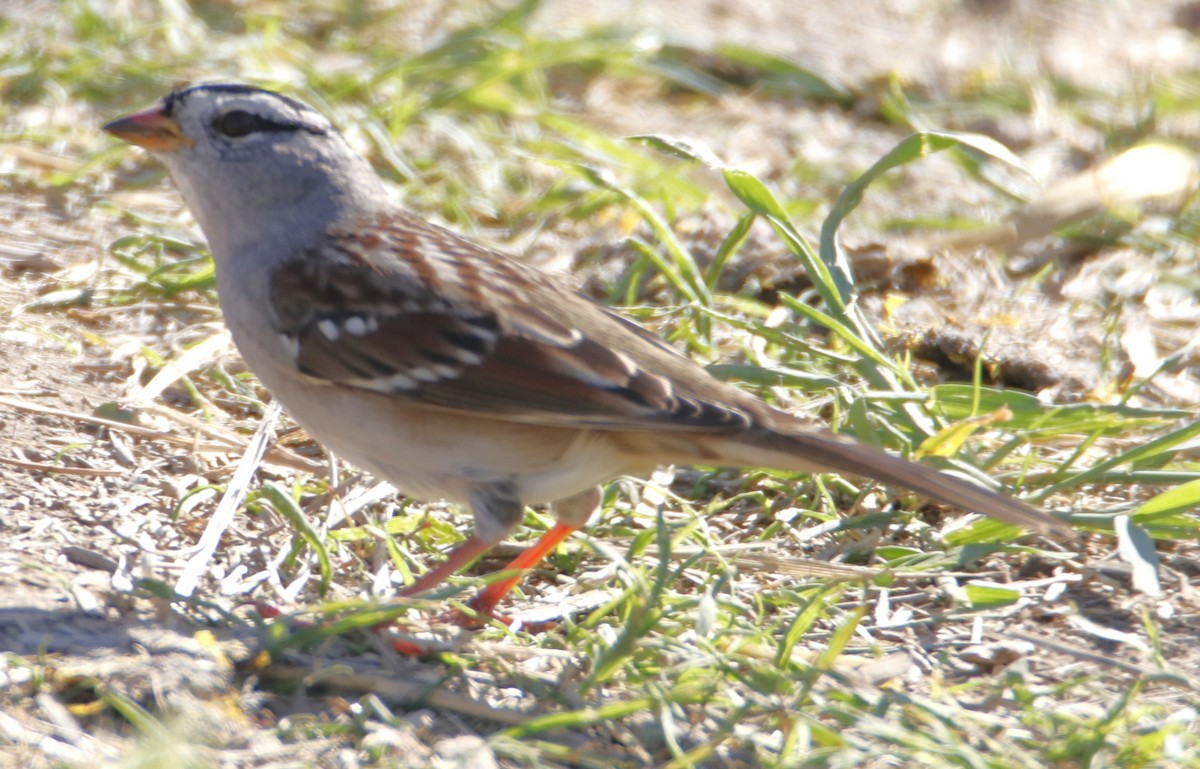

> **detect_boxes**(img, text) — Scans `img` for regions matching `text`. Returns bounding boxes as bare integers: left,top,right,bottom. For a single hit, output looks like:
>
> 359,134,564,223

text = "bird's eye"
213,110,276,138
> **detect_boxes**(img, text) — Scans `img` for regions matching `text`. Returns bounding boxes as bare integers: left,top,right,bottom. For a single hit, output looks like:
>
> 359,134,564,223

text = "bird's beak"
103,105,193,151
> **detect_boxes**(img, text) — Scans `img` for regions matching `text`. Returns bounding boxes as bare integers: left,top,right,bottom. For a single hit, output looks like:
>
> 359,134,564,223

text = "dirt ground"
1,1,1198,767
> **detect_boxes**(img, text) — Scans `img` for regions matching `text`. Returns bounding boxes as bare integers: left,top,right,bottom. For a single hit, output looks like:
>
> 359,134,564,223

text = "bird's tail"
708,420,1072,538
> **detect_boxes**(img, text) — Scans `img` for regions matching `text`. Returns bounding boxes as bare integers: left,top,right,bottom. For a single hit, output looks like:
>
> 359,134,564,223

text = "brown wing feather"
268,210,755,431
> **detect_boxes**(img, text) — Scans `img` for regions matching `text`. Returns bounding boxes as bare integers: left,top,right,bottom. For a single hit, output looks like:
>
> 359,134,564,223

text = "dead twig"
0,455,126,477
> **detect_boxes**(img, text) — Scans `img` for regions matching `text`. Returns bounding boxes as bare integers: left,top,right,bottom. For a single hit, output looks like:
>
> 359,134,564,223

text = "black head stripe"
164,83,322,130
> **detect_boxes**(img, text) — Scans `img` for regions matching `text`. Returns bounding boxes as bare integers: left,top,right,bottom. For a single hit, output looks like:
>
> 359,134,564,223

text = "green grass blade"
1034,419,1200,500
258,481,333,597
819,131,1025,309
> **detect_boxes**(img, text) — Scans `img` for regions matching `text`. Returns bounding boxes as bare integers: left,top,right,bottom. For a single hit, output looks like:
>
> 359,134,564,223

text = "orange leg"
397,535,493,598
397,487,597,628
466,522,578,618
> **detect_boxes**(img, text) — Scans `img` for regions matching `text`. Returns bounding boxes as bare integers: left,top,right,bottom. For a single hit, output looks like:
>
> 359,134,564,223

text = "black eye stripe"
212,109,299,138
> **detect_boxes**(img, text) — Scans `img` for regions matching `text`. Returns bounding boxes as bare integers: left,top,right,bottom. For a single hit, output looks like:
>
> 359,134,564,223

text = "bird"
103,84,1072,618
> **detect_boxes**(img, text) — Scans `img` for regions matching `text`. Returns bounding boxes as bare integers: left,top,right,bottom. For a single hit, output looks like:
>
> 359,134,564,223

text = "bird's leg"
397,535,493,598
398,481,524,600
384,533,496,656
463,523,576,619
383,484,528,652
466,486,601,619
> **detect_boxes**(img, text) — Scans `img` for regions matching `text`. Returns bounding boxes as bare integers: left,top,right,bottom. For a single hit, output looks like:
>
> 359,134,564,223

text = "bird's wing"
267,210,756,431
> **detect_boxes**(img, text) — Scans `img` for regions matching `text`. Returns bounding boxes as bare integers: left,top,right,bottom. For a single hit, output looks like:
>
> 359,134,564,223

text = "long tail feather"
713,423,1072,538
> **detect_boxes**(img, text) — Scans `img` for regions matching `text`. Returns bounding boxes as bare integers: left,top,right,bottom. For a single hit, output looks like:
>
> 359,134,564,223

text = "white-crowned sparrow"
104,84,1071,616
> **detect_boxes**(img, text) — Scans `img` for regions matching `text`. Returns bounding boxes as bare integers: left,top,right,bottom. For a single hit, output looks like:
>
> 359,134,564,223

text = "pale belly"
220,300,647,509
256,364,640,507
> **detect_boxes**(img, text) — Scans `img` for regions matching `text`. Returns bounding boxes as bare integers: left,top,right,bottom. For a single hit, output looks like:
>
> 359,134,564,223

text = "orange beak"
102,106,193,151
